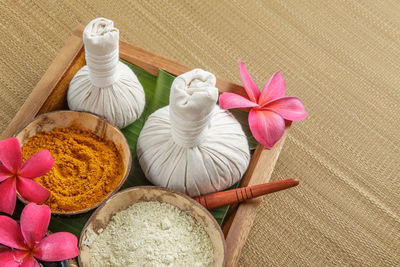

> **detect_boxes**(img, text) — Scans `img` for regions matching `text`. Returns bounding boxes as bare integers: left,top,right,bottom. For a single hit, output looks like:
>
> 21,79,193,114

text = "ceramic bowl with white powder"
78,186,226,267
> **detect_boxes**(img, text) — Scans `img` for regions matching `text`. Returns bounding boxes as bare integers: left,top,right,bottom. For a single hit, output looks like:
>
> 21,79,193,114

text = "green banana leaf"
12,60,255,238
229,109,259,150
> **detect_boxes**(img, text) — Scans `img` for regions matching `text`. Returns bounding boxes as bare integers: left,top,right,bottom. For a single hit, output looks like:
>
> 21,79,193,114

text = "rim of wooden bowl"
78,186,227,267
13,110,132,217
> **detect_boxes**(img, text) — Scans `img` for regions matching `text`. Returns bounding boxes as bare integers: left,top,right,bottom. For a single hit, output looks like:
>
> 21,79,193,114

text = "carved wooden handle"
193,178,299,210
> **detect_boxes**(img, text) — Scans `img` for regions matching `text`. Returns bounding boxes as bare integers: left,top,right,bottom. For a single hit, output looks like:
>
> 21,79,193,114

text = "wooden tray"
1,26,289,267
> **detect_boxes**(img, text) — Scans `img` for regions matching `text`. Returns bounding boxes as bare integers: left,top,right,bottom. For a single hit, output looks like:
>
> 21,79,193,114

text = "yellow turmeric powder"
21,127,124,213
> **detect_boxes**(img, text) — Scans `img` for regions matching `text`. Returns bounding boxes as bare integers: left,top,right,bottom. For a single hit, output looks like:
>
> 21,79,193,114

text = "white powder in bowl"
88,201,214,267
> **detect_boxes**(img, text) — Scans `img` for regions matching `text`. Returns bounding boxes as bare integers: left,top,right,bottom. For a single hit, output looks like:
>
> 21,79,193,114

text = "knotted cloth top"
83,18,120,87
169,69,218,147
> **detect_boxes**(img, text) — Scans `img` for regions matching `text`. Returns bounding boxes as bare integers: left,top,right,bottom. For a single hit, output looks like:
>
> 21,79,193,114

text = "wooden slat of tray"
1,26,289,267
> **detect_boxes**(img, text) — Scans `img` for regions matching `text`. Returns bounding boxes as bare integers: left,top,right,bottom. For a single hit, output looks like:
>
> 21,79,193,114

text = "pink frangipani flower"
0,203,79,266
0,137,54,215
219,61,308,149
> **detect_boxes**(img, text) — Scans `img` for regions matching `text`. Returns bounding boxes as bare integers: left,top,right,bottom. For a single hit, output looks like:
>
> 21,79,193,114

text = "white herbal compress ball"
67,18,145,128
137,69,250,197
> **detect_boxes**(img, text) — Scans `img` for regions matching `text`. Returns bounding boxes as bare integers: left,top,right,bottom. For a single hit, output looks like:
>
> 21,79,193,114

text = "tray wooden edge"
223,125,289,266
1,26,290,267
72,26,248,98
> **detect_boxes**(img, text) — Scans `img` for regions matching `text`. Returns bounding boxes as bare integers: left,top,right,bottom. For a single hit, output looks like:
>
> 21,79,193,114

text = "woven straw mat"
0,0,399,266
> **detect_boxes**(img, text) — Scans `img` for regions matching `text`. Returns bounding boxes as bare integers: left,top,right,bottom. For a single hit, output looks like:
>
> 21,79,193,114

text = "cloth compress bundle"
137,69,250,197
67,18,145,128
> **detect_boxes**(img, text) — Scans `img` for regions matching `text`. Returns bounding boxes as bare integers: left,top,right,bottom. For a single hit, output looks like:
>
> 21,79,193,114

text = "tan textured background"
0,0,399,266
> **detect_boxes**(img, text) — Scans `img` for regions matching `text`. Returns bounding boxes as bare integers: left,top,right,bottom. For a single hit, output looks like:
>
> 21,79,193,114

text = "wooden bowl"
14,110,132,216
78,186,226,267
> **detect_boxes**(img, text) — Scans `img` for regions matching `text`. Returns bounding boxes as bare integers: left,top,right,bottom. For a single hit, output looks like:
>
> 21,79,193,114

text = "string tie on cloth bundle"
67,18,145,128
85,49,120,88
